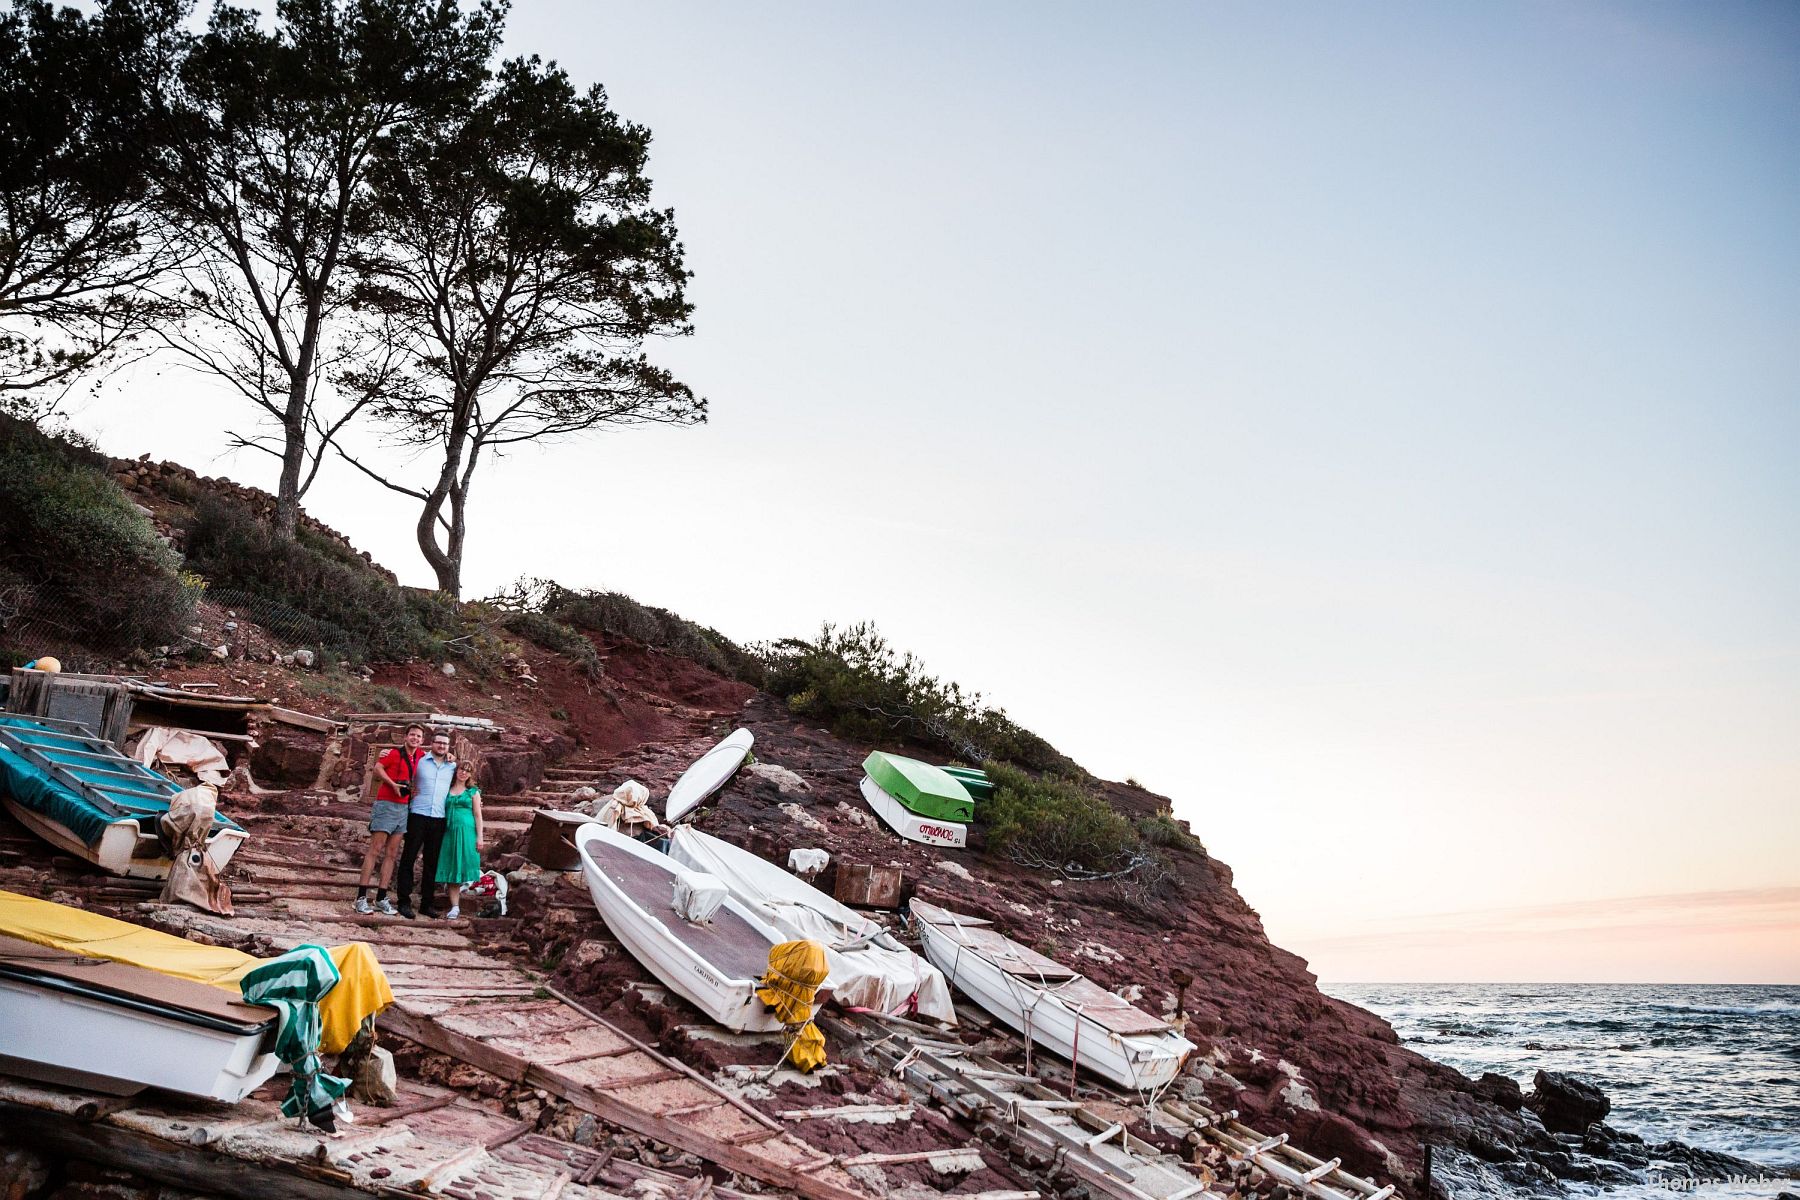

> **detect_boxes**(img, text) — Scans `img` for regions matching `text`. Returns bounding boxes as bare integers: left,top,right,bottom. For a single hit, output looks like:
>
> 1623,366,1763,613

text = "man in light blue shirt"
396,731,458,918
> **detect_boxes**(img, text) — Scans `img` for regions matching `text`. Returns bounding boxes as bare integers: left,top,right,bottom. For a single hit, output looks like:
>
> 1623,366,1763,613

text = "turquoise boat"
0,715,244,879
937,765,993,803
861,752,975,823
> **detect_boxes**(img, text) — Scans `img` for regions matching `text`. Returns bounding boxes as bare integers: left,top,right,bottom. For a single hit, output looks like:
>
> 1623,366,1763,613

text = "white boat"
0,716,246,881
576,821,789,1032
667,826,957,1024
0,796,246,881
665,728,755,825
861,775,966,848
911,900,1194,1091
0,933,280,1101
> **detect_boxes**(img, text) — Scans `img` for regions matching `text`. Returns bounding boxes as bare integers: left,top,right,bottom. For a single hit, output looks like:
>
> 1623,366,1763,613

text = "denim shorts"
369,800,410,835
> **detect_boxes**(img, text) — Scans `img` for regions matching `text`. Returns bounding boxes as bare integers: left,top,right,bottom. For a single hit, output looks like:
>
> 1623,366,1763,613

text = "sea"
1323,983,1800,1200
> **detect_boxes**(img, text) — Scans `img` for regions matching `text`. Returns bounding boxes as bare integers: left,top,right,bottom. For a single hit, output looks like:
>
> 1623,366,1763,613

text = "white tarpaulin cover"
133,727,231,787
671,868,728,923
594,780,659,836
668,826,955,1023
787,848,830,878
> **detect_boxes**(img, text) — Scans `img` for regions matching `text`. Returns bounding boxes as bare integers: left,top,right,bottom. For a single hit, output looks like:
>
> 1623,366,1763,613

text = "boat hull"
577,822,786,1033
860,777,966,847
665,729,755,825
667,826,957,1024
0,973,278,1101
915,908,1192,1091
862,752,974,822
1,797,246,881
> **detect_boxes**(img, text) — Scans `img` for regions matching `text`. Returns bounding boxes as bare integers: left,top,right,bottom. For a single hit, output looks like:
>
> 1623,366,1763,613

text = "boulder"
1472,1071,1523,1111
251,731,326,789
349,1045,397,1106
477,745,545,795
1527,1070,1610,1133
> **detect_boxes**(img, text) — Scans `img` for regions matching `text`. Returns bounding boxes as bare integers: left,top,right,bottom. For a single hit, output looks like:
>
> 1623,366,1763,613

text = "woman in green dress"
436,762,484,919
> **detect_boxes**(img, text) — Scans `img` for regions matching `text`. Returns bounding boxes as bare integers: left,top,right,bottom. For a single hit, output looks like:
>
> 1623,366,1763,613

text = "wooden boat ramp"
827,1008,1396,1200
0,1072,803,1200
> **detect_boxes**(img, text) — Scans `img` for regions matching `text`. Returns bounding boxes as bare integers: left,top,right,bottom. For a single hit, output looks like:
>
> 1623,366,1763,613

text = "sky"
71,2,1800,983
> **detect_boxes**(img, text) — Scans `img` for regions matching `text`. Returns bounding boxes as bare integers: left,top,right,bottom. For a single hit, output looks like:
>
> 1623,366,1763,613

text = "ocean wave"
1328,982,1799,1171
1647,1002,1800,1017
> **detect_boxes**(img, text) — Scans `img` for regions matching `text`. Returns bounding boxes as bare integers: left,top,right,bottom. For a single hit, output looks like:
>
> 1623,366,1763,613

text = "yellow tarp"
756,938,829,1072
0,889,391,1054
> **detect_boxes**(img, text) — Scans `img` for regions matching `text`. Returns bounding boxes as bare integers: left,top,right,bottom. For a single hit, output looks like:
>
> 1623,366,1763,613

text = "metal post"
1423,1144,1433,1195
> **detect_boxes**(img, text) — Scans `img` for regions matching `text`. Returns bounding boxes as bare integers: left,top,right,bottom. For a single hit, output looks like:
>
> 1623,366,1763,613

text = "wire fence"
201,587,365,658
0,580,378,669
0,580,198,671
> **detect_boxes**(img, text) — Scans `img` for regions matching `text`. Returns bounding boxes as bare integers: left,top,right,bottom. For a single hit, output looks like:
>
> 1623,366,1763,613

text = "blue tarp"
0,716,239,847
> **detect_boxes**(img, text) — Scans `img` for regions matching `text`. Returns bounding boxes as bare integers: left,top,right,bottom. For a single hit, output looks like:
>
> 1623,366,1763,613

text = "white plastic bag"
787,848,830,879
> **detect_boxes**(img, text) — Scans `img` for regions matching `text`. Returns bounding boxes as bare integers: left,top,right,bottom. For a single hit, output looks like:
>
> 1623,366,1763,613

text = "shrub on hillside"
983,761,1157,879
1136,811,1205,855
497,609,604,679
181,493,434,660
0,415,195,655
756,622,1069,772
528,581,761,683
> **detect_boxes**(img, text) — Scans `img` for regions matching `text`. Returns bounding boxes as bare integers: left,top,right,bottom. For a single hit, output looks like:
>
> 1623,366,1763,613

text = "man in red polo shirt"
355,722,425,914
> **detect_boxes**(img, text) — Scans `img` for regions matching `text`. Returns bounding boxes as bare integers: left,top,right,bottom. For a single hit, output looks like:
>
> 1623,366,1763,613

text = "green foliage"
181,493,434,661
1136,812,1204,855
756,622,1068,772
1,0,184,404
344,53,701,594
982,761,1151,879
0,414,195,654
293,668,415,713
520,580,759,683
498,609,604,680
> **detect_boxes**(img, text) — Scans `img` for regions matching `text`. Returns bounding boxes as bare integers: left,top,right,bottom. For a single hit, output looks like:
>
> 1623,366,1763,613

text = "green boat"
937,765,993,803
862,752,975,823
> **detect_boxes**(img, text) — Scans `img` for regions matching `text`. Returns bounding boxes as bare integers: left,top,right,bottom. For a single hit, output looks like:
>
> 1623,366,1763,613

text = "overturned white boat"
665,728,755,825
0,716,246,880
576,821,788,1032
667,826,956,1024
860,776,966,848
0,933,280,1101
911,900,1194,1091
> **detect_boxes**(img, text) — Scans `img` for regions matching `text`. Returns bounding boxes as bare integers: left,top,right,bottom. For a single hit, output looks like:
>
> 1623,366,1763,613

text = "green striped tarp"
239,944,349,1121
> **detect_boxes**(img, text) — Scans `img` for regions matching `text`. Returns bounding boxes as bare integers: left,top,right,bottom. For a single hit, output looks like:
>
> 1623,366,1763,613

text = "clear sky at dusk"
82,2,1800,981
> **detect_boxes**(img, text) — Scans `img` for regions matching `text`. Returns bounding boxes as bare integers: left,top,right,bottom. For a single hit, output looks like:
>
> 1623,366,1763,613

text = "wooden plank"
265,706,343,734
778,1103,914,1122
546,987,782,1134
912,1051,1135,1183
1,1102,365,1200
378,1004,529,1083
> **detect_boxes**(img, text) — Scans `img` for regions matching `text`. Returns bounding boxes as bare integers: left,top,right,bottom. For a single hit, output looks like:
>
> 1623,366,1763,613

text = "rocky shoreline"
1422,1070,1791,1197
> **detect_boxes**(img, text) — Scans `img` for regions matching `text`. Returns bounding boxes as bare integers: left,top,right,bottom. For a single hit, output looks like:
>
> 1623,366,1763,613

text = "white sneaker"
445,906,460,920
353,895,373,914
376,897,398,916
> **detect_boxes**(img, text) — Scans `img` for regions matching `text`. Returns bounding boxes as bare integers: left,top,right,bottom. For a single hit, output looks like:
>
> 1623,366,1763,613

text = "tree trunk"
415,487,460,598
415,410,473,598
275,336,318,538
275,402,306,537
